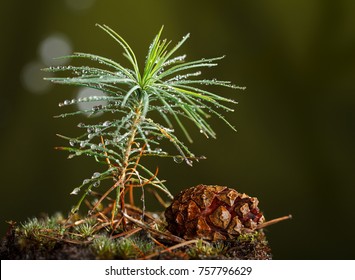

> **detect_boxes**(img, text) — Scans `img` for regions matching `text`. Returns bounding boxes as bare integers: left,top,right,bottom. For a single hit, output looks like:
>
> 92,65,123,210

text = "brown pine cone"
165,185,265,241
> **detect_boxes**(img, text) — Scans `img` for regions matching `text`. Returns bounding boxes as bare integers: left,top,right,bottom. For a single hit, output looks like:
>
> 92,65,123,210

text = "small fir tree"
44,24,243,223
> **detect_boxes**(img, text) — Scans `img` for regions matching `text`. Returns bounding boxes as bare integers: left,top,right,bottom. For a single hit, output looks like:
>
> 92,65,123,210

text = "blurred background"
1,0,354,259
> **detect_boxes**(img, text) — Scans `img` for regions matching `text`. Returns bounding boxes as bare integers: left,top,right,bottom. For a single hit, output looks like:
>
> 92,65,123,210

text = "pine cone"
165,185,265,241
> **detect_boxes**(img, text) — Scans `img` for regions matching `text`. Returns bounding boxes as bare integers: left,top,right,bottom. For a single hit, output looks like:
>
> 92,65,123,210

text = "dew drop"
70,187,80,195
103,121,111,127
173,156,184,164
93,181,100,188
80,141,86,148
92,172,100,179
83,179,90,185
155,148,162,153
69,140,76,146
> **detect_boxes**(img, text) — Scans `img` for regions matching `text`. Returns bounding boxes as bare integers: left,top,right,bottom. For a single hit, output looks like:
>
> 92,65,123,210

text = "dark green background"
1,0,354,259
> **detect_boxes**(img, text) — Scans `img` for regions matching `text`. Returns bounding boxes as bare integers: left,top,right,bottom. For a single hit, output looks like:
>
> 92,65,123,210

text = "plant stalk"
115,101,143,219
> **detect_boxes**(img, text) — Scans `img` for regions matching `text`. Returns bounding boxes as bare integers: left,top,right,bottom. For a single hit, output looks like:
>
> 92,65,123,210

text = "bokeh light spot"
21,61,52,94
39,34,72,66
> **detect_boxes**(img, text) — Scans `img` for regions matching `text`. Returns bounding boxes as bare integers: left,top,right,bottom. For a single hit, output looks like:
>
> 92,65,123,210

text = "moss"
91,235,119,259
0,213,272,260
237,231,261,243
187,239,226,259
74,220,97,239
16,215,65,251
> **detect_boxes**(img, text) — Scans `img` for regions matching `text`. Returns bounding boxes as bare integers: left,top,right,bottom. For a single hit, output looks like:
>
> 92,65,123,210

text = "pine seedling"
44,24,243,223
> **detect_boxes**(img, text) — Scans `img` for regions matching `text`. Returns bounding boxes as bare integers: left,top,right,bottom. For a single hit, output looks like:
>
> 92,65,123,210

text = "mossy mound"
0,213,271,260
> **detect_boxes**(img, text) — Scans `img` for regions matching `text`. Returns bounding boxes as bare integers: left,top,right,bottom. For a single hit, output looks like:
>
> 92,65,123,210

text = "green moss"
91,235,119,259
90,235,154,259
74,219,97,239
128,236,154,255
16,215,65,250
237,231,261,243
188,239,226,259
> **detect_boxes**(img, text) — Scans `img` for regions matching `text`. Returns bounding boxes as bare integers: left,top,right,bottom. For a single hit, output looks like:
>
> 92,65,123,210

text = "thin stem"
115,102,143,217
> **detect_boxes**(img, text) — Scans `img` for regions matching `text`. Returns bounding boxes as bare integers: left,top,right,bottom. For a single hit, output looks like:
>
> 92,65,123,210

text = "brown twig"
257,214,292,229
111,227,142,239
122,212,185,243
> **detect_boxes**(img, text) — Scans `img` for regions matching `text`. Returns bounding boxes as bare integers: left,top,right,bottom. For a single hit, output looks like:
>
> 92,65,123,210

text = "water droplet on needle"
173,156,183,163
